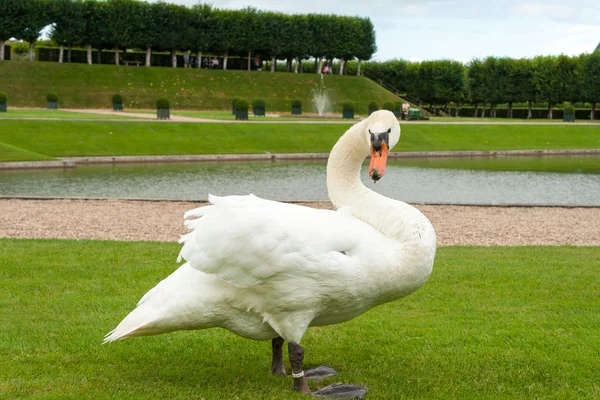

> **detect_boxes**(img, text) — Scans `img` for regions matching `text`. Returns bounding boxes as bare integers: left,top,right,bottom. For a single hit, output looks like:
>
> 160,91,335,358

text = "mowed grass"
396,155,600,174
174,110,347,121
0,120,599,162
0,61,399,114
0,109,142,120
1,239,598,399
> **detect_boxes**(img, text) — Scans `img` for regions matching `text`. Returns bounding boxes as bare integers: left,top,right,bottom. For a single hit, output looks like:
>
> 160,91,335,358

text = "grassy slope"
0,121,599,162
1,239,598,399
0,61,399,113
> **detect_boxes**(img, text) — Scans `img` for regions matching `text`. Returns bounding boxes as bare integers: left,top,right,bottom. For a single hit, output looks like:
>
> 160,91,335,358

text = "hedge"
156,98,170,109
450,107,600,120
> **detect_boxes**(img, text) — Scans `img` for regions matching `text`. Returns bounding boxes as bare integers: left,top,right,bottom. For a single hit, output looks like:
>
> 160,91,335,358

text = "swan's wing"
178,194,380,289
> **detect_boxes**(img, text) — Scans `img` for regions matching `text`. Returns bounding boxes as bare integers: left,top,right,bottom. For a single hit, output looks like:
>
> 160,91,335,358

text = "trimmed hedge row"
449,107,600,120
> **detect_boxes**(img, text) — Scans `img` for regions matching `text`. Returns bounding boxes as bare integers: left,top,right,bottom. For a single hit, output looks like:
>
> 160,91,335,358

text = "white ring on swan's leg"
292,371,304,378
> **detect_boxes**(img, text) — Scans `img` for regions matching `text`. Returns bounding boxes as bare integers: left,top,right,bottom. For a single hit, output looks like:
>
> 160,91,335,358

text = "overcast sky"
146,0,600,62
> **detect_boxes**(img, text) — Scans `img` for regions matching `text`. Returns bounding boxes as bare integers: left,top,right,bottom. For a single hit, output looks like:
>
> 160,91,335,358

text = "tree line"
0,0,376,74
361,53,600,119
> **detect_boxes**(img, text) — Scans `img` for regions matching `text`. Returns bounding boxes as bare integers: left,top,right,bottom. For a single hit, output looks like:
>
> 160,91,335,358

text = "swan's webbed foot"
287,343,367,398
304,365,338,381
271,336,287,377
312,383,368,398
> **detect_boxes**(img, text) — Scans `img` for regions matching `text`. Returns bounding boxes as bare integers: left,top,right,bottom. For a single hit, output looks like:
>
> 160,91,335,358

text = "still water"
1,156,599,206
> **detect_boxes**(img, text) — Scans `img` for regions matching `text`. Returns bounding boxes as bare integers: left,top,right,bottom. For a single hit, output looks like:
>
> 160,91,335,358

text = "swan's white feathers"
104,111,436,346
178,195,374,291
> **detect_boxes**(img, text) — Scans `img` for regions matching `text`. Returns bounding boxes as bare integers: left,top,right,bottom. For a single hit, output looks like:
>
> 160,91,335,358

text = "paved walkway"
2,198,598,246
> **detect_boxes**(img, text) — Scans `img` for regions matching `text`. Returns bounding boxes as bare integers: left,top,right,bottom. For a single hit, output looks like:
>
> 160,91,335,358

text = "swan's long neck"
327,120,436,300
327,120,430,242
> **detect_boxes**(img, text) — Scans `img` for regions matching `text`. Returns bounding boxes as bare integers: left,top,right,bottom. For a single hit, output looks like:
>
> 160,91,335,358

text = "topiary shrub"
0,91,7,112
563,104,575,122
156,98,170,120
291,99,302,115
112,94,124,111
368,101,379,115
235,99,249,120
382,102,394,112
342,101,355,119
252,99,266,116
47,92,59,109
231,98,240,115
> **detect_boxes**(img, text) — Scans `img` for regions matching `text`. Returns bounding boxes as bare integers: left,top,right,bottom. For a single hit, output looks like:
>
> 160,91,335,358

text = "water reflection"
1,156,599,206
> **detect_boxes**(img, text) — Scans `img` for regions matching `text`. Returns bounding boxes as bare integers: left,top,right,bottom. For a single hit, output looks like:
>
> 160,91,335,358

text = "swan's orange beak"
368,140,388,182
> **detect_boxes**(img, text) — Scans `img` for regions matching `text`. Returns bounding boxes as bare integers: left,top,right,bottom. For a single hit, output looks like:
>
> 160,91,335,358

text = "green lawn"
174,110,347,121
0,61,399,114
1,239,598,399
0,109,141,120
0,121,599,162
395,155,600,174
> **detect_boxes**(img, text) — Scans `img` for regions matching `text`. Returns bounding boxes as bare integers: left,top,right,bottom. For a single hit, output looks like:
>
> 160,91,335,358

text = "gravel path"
1,199,598,246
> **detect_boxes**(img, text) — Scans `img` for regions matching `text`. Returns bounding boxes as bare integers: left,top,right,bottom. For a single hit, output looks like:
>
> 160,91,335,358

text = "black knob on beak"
370,169,381,181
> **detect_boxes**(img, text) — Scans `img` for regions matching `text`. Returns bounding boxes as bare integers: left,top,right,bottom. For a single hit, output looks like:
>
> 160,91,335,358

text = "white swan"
105,110,436,398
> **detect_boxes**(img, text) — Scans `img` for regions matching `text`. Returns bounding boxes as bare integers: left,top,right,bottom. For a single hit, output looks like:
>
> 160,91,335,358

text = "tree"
153,3,193,68
131,1,159,67
106,0,143,65
188,3,212,69
306,13,332,74
0,0,19,61
258,11,288,72
509,58,536,118
467,59,487,117
433,60,465,113
50,0,86,63
580,51,600,120
414,61,436,112
355,17,376,76
81,0,111,65
13,0,52,61
532,55,580,119
483,57,503,118
208,9,245,70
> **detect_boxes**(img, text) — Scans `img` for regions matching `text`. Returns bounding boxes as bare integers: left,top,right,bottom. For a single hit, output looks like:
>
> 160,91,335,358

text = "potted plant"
47,92,59,110
368,101,379,115
156,98,170,120
252,99,266,117
231,98,240,115
291,99,302,115
382,102,394,112
342,101,355,120
112,94,124,111
235,99,249,120
393,101,402,118
563,104,575,122
0,91,7,113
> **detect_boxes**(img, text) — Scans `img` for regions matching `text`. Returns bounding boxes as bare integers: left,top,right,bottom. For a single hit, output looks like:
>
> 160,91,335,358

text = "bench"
124,60,142,67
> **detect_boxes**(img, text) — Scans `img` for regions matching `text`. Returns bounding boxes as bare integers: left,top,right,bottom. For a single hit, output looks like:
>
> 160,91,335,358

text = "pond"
1,156,599,206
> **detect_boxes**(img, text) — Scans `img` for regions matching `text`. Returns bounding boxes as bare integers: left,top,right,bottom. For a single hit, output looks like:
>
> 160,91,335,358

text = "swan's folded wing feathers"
178,195,370,289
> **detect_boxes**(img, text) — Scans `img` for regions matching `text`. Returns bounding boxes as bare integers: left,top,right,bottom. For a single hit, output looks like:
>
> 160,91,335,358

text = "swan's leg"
288,342,367,398
288,342,310,393
271,336,286,376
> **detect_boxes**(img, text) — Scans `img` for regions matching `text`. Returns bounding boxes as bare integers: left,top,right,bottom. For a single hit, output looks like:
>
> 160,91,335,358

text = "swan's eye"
386,128,391,134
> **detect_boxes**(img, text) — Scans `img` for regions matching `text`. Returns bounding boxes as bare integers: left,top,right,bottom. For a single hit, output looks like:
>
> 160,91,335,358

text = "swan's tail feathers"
103,309,164,344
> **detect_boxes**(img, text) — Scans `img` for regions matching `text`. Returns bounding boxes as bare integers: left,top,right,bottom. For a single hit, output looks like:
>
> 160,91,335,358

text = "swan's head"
364,110,401,181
